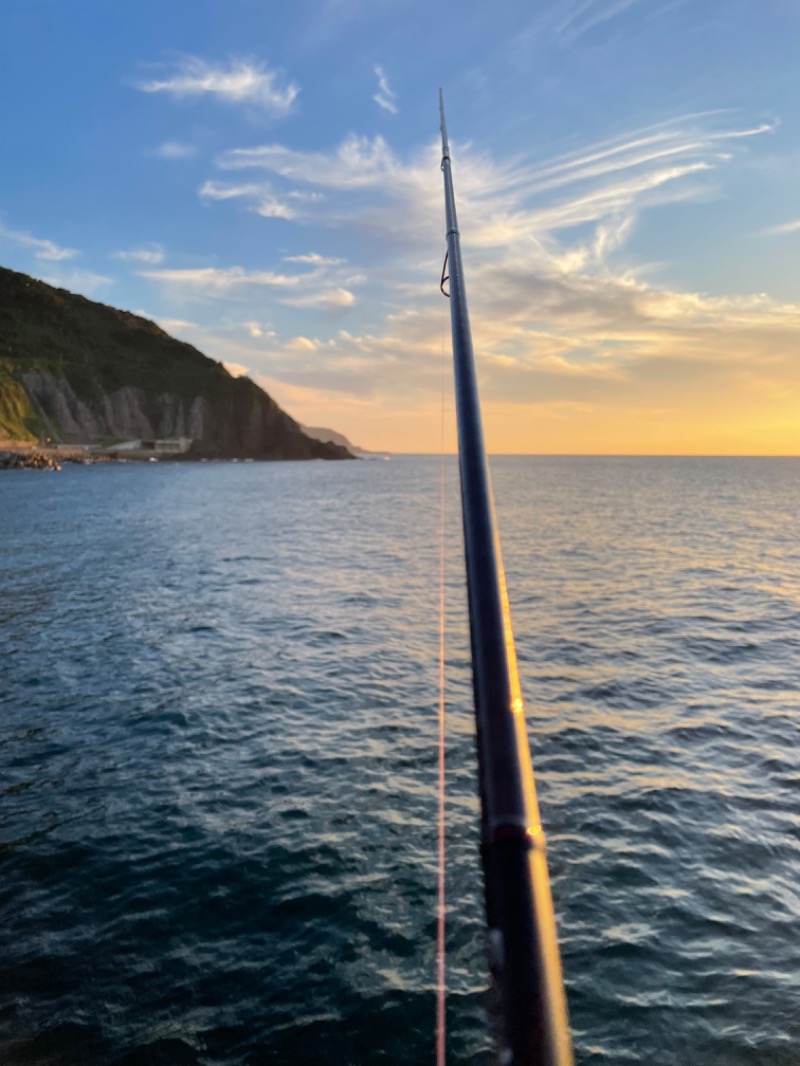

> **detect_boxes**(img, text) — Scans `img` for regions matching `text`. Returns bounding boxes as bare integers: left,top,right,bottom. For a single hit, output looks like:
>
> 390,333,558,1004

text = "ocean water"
2,456,799,1066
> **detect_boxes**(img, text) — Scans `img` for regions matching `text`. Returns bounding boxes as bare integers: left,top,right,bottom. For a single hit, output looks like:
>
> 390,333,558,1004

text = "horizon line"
379,451,800,458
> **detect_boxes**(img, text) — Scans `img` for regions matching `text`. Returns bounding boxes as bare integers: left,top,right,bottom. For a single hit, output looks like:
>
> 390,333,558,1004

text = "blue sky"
2,0,800,452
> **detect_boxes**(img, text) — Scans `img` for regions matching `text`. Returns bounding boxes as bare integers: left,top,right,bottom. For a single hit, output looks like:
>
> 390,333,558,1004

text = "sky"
1,0,800,454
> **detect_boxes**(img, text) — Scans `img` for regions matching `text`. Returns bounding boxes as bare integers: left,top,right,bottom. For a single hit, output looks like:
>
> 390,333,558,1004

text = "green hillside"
0,265,350,459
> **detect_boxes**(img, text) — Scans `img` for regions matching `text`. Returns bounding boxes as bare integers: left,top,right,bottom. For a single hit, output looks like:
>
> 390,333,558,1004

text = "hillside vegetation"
0,266,350,460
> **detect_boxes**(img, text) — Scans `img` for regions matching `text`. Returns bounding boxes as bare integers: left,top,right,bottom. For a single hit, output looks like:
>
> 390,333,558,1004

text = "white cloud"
138,266,303,294
151,141,196,159
144,110,786,452
283,252,344,266
223,361,250,377
199,180,261,201
199,179,298,219
152,315,197,333
137,56,299,116
281,287,356,310
764,218,800,236
373,65,398,115
209,114,771,266
113,244,165,264
217,134,396,189
255,198,297,220
137,257,357,313
244,321,274,338
287,336,319,351
288,190,324,202
0,222,78,261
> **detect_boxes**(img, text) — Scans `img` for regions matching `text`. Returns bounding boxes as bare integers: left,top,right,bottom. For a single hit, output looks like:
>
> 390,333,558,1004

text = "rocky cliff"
0,265,351,460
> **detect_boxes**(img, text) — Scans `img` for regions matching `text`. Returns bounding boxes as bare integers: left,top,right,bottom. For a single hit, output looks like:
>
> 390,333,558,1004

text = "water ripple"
2,457,800,1064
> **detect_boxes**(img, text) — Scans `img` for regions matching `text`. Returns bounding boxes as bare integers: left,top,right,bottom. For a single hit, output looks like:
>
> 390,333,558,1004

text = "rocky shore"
0,444,116,470
1,449,61,470
0,441,357,469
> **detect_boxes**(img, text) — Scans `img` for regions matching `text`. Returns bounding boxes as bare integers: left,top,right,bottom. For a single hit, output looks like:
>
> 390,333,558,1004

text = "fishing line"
436,287,447,1066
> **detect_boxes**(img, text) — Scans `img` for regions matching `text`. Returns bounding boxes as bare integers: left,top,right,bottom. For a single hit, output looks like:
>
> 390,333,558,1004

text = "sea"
2,456,799,1066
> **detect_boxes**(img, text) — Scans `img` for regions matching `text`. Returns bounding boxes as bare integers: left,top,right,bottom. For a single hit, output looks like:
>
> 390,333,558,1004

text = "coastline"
0,443,107,470
0,440,357,469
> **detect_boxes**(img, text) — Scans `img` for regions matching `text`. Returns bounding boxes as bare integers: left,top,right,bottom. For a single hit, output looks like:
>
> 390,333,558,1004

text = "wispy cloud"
373,65,398,114
210,114,770,258
283,252,344,266
136,263,357,315
280,287,356,310
137,56,299,116
199,179,298,220
199,180,261,201
159,111,787,452
763,217,800,236
150,141,197,159
113,243,165,264
217,133,395,189
287,336,320,352
506,0,692,70
0,222,78,261
255,198,298,220
556,0,642,41
138,266,304,294
243,321,274,338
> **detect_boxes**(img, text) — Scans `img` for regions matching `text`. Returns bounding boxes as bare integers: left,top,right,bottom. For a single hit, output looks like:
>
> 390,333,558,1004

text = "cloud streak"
137,260,358,314
280,287,356,309
137,56,299,116
199,179,299,219
208,113,772,260
373,66,398,114
150,110,786,451
764,217,800,236
556,0,642,41
150,141,197,159
218,134,395,189
138,266,305,294
113,244,165,264
283,252,345,266
0,222,78,261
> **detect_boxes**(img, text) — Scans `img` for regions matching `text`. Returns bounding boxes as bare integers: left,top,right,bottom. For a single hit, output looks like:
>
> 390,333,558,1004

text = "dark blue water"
2,457,799,1065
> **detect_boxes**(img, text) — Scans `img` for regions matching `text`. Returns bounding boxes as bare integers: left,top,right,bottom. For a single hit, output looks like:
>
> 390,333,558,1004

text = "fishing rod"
438,90,574,1066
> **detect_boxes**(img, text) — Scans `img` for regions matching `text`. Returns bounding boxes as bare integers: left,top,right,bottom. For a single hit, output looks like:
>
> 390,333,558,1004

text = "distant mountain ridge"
0,265,351,460
300,424,369,452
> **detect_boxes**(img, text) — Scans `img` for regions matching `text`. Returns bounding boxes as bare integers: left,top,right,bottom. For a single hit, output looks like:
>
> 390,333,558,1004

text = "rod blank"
438,88,573,1066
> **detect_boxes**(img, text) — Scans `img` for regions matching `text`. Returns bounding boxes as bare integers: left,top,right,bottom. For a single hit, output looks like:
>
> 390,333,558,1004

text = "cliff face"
0,266,351,460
